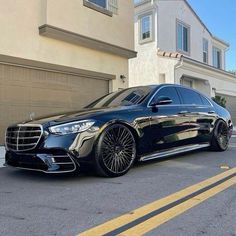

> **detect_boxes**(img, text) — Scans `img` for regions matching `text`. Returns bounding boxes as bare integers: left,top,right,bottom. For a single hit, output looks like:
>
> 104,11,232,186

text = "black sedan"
5,84,233,177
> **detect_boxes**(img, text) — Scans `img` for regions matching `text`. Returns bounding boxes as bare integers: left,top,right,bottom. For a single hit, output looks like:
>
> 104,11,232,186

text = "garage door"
216,93,236,124
0,63,109,144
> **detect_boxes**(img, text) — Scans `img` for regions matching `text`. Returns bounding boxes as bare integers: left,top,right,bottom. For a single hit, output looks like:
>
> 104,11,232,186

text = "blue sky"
187,0,236,71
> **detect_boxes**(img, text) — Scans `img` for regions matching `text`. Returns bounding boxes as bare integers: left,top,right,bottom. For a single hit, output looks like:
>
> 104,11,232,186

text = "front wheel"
210,120,230,151
95,124,136,177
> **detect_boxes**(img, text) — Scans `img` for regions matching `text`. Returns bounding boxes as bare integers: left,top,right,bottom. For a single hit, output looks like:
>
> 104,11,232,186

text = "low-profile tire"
95,124,136,177
210,120,230,151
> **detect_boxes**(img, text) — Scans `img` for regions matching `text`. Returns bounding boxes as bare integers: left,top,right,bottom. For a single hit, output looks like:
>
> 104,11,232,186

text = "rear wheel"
95,124,136,177
211,120,230,151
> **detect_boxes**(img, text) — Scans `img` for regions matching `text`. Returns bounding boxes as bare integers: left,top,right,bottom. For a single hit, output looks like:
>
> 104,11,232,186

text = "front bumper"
5,122,102,173
5,150,77,173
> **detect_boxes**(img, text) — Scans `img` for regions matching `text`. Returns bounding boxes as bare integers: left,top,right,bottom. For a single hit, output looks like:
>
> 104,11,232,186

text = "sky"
187,0,236,71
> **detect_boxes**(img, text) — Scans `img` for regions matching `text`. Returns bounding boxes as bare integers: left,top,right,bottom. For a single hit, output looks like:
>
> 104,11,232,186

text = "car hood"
21,106,130,127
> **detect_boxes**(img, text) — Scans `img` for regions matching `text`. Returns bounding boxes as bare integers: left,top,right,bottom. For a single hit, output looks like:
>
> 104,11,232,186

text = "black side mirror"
150,96,173,106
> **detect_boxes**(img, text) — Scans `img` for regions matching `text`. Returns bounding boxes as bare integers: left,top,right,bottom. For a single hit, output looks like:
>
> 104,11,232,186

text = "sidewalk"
0,146,5,167
233,126,236,135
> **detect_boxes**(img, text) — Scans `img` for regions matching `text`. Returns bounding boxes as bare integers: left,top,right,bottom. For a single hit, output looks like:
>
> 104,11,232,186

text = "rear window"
178,87,203,105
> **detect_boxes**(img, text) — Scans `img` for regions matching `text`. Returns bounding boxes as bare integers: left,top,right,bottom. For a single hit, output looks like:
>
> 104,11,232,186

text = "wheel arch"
97,119,141,150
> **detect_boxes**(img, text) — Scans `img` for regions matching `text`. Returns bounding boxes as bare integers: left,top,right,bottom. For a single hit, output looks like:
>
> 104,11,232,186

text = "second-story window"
88,0,107,8
213,47,221,69
203,38,209,64
139,14,153,43
177,21,190,54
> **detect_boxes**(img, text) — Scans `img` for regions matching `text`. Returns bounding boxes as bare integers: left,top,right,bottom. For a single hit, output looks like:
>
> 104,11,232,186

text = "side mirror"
150,96,173,106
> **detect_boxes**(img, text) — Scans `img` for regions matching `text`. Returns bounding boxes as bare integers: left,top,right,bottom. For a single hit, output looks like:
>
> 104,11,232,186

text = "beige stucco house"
129,0,236,122
0,0,136,143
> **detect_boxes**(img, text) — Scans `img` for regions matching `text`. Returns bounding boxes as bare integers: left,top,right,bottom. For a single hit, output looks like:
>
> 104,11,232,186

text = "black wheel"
95,124,136,177
211,120,230,151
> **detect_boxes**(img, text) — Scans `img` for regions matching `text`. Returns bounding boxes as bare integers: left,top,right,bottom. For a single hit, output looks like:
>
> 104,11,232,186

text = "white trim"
139,11,155,44
176,19,191,56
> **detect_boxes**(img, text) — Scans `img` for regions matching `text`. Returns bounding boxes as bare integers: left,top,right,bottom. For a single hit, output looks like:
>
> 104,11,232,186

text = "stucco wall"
44,0,134,50
0,0,134,91
131,0,228,83
157,0,227,69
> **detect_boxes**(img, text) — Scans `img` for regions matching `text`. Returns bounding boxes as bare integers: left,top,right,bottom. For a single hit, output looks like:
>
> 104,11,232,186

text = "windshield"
85,87,152,108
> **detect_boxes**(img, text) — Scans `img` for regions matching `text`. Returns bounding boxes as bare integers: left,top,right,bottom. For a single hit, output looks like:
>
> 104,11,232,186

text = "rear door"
148,86,190,153
177,87,217,144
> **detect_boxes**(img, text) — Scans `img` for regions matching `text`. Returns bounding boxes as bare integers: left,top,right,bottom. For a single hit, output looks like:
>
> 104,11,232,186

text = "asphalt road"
0,138,236,236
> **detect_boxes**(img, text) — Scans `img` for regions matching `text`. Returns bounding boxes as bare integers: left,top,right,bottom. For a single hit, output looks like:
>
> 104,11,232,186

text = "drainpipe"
174,56,184,85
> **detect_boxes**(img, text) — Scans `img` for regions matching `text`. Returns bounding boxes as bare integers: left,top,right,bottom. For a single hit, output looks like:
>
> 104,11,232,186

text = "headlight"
49,120,95,135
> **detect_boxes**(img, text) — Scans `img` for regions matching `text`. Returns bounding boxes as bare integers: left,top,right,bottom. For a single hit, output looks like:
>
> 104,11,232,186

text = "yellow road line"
78,168,236,236
119,176,236,235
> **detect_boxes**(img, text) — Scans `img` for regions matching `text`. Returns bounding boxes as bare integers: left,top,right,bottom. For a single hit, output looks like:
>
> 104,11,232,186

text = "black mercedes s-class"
5,84,233,177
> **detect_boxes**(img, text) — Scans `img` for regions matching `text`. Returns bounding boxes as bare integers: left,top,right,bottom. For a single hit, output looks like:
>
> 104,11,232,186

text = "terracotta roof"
157,50,183,59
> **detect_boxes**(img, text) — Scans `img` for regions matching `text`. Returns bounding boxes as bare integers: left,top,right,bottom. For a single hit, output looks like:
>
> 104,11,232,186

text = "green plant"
212,95,227,108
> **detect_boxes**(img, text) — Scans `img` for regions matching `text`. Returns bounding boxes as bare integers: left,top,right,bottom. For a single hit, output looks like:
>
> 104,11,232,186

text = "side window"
152,87,181,105
201,95,212,106
178,88,203,105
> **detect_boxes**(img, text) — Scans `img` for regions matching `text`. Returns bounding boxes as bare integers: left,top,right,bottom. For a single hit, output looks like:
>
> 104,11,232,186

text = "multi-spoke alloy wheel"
95,124,136,177
211,120,230,151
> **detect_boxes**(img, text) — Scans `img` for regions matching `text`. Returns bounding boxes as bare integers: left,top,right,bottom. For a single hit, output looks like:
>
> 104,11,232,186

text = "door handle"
178,111,189,114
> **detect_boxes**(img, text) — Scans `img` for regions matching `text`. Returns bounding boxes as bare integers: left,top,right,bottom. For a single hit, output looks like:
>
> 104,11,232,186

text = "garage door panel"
0,64,109,144
216,93,236,124
1,85,30,105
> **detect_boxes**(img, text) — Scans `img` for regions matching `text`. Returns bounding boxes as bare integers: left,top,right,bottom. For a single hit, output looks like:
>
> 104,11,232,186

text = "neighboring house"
129,0,236,122
0,0,136,144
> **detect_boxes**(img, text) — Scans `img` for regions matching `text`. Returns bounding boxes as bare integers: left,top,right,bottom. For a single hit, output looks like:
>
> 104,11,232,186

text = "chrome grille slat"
6,136,40,140
7,130,42,133
5,124,43,152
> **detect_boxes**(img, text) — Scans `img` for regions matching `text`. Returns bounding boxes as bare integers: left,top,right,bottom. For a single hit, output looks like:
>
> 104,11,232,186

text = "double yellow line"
78,168,236,236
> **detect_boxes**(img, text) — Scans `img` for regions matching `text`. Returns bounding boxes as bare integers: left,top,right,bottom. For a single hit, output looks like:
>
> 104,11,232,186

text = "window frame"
148,86,182,107
212,46,222,69
83,0,113,17
176,19,191,55
139,12,154,44
203,38,209,64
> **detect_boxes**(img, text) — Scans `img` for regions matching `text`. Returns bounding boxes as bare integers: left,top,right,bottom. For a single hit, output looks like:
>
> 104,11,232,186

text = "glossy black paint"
5,84,233,173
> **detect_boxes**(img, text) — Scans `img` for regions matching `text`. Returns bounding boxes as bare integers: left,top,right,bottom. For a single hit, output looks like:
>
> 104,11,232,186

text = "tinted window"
201,95,212,106
178,88,203,105
85,87,152,108
152,87,181,105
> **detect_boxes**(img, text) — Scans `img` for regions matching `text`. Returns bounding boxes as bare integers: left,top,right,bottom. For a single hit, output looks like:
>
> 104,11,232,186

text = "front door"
148,86,190,153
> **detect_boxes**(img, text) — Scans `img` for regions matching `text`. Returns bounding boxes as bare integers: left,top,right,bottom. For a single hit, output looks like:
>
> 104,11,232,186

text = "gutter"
174,56,184,84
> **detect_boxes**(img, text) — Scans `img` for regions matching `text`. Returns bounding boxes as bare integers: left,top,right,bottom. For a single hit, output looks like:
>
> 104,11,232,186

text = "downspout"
174,56,184,85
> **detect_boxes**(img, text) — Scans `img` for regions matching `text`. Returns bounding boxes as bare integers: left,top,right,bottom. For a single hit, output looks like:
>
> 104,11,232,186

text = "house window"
107,0,118,14
181,78,193,88
213,47,221,69
203,38,208,64
88,0,107,8
139,14,153,43
84,0,118,16
177,21,190,54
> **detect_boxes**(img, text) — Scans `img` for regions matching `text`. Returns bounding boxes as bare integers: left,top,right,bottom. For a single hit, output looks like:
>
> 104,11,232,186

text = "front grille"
6,125,43,152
